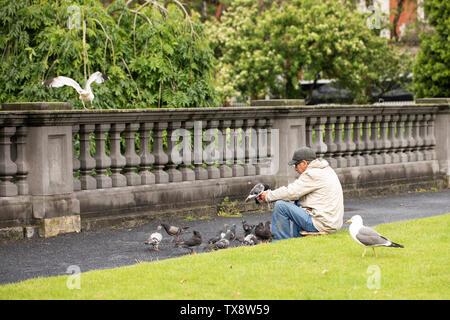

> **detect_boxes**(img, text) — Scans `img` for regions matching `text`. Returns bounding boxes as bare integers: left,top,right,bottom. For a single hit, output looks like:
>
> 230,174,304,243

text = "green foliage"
207,0,413,104
0,0,219,109
412,0,450,99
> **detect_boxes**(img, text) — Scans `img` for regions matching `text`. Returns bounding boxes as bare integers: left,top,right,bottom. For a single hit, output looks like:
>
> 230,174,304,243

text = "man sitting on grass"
260,146,344,241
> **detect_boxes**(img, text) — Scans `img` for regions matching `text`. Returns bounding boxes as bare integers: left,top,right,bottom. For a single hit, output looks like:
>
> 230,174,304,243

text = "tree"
207,0,413,104
412,0,450,98
0,0,219,109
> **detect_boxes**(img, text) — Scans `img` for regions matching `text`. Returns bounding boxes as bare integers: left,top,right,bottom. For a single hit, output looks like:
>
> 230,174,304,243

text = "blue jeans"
271,200,319,241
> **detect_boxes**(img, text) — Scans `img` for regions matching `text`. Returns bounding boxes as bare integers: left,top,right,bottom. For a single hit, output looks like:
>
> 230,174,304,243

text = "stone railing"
1,100,449,238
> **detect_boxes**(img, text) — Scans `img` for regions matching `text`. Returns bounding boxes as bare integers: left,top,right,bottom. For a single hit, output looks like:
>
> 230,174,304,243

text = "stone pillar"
434,106,450,185
193,120,208,180
78,124,97,190
94,124,112,189
0,127,18,196
167,121,183,183
109,123,127,187
153,122,169,184
138,122,155,185
123,123,141,186
219,120,233,178
231,119,244,177
204,120,221,179
324,116,337,168
72,125,81,191
243,119,256,176
180,121,195,181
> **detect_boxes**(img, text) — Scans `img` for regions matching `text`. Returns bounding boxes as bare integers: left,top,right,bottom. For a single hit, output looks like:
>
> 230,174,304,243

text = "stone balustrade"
0,101,449,238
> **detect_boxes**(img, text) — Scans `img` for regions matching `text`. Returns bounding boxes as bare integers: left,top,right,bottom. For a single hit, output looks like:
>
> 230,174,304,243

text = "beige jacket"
266,159,344,233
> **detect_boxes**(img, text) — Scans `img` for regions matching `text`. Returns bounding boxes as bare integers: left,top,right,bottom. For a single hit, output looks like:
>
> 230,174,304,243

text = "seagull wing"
86,71,109,89
42,76,83,94
355,226,391,247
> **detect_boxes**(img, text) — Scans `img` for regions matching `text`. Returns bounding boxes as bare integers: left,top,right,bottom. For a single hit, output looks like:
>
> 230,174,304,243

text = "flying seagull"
144,225,163,251
245,183,271,203
346,215,404,257
42,71,109,110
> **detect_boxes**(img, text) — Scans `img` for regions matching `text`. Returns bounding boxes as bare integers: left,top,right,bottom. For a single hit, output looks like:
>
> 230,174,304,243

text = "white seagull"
346,215,404,257
42,71,109,110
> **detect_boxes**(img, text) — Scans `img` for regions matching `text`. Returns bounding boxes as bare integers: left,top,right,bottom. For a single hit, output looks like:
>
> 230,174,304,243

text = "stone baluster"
417,114,426,161
372,116,384,165
72,125,81,191
255,119,267,175
204,120,221,179
243,119,256,176
138,122,155,185
344,116,356,167
193,120,208,180
398,114,409,163
94,124,112,189
380,114,392,164
389,114,400,163
14,126,28,195
361,115,374,166
425,114,436,161
313,117,328,159
324,116,337,168
167,121,183,182
405,114,416,162
411,114,423,161
78,124,97,190
0,127,18,196
153,122,169,184
306,117,315,150
231,119,244,177
334,116,347,168
219,120,233,178
109,123,127,187
123,123,141,186
180,121,195,181
262,118,274,173
352,116,365,167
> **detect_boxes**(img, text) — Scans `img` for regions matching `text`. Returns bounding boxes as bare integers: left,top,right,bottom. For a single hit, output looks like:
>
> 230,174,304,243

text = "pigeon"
208,224,229,244
255,222,275,243
204,238,230,252
223,224,237,241
243,233,261,246
42,71,109,110
160,223,189,243
346,215,404,257
144,225,163,251
175,230,202,254
242,220,256,236
245,183,271,204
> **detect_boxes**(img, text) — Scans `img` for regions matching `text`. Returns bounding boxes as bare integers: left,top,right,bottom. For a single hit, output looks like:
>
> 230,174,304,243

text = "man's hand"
259,191,268,202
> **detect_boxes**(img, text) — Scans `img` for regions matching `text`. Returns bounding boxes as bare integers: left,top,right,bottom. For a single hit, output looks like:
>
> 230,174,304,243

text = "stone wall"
0,100,448,239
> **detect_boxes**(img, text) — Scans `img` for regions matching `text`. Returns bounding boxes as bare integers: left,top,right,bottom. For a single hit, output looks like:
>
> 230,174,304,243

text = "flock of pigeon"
144,220,276,255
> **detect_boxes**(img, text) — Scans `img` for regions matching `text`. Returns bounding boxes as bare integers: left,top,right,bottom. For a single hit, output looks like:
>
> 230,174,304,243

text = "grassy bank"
1,214,449,300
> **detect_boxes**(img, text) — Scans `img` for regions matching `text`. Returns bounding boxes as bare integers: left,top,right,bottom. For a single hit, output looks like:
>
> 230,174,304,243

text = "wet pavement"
0,189,449,285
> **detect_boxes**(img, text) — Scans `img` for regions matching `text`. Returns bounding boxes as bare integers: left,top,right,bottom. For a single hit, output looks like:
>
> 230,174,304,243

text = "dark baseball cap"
288,147,316,165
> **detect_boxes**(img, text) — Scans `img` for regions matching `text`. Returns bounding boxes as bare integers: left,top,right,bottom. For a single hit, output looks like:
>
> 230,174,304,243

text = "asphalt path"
0,189,449,285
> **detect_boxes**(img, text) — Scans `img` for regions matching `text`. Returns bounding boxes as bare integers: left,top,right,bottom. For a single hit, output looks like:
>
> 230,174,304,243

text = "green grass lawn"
1,214,449,300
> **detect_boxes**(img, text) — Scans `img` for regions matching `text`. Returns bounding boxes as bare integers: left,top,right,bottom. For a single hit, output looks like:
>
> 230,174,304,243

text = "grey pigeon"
175,230,202,254
255,222,275,243
161,223,189,243
243,233,261,246
245,183,271,203
144,225,163,251
223,224,237,241
204,238,230,252
242,220,256,236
